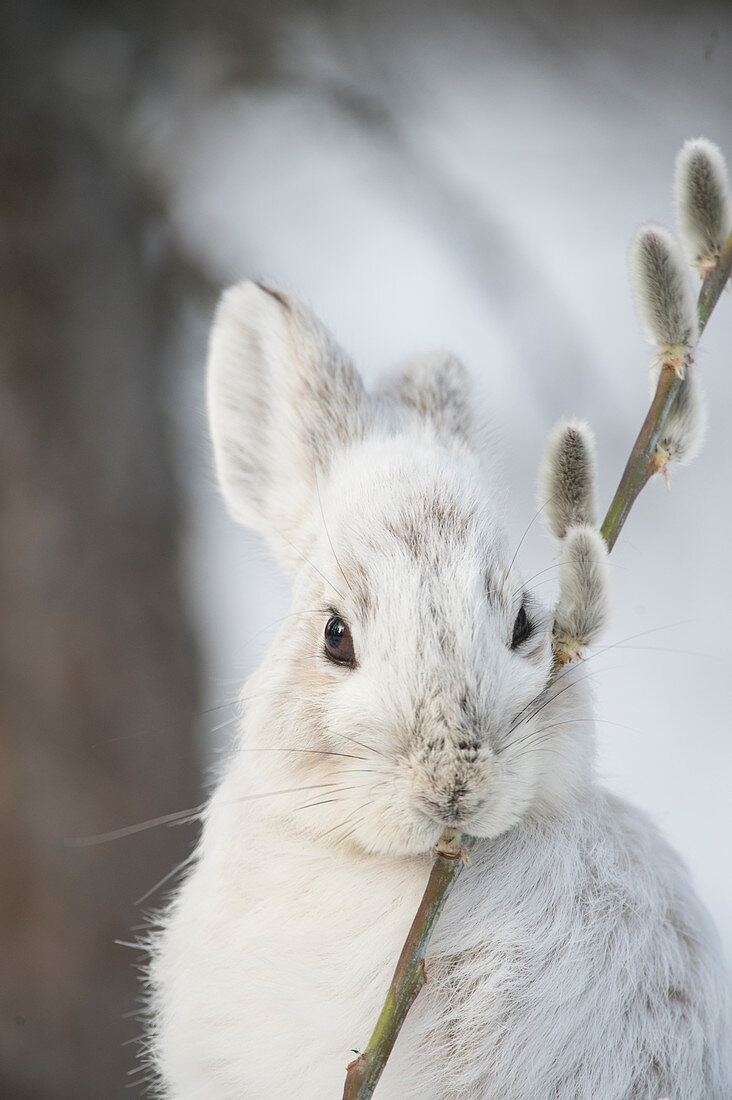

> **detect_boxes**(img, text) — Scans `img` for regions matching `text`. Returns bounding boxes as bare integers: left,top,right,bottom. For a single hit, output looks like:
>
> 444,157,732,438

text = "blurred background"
2,0,731,1096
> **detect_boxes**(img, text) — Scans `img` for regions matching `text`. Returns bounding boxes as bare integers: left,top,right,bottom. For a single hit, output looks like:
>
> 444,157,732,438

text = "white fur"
147,283,731,1098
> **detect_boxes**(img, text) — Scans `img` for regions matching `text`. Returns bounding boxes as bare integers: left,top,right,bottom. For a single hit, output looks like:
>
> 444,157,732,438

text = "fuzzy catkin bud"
674,138,731,270
649,362,706,470
629,225,698,361
553,525,609,650
539,419,597,541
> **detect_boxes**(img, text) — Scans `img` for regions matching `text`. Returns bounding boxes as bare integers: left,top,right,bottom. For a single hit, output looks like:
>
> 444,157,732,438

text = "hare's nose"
419,783,485,826
457,739,480,763
445,779,469,816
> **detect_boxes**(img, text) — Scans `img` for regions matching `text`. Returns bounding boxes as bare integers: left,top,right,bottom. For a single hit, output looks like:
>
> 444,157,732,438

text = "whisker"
504,680,554,738
319,799,372,840
339,814,369,846
525,664,620,727
279,529,347,602
210,714,243,735
328,731,389,758
225,781,347,807
502,663,619,749
290,782,378,815
511,558,627,601
199,697,241,716
503,713,639,755
611,643,715,659
233,607,331,658
230,746,367,761
134,853,196,907
505,495,557,582
507,617,697,742
67,781,348,848
505,483,595,587
507,744,568,765
65,805,206,847
219,667,360,722
316,472,353,596
292,796,346,813
544,619,697,705
339,793,383,846
294,777,382,813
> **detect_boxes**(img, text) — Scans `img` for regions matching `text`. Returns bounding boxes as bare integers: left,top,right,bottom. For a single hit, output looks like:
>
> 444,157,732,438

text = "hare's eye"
511,604,532,649
324,616,356,667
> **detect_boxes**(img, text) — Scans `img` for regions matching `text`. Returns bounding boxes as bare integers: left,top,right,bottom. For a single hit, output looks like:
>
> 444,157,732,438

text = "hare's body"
152,774,729,1099
148,283,730,1098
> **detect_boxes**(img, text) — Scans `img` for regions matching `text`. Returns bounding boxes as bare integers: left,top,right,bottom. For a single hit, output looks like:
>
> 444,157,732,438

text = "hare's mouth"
417,791,487,829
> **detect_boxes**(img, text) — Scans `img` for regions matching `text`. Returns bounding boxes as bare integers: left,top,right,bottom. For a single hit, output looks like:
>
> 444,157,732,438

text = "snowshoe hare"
148,282,731,1099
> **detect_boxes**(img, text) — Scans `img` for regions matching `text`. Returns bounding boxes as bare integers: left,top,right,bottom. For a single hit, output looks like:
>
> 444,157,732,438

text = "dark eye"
324,616,356,667
511,604,532,649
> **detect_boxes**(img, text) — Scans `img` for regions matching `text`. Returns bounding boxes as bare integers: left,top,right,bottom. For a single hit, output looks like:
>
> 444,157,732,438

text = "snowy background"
128,4,732,954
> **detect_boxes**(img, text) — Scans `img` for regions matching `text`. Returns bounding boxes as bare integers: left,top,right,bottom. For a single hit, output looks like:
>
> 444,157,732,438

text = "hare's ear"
207,282,370,571
381,352,474,447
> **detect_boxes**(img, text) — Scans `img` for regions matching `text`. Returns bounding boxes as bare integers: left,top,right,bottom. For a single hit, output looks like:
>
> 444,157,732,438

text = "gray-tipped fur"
649,361,707,468
380,351,474,447
554,525,610,647
539,418,597,540
206,281,371,571
674,138,731,268
629,224,698,353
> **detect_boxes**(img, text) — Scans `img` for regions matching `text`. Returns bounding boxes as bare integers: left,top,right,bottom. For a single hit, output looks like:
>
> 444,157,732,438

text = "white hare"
148,281,731,1099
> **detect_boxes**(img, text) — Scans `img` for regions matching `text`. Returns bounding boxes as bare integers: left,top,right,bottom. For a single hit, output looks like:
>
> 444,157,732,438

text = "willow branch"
342,832,475,1100
601,229,732,551
342,229,731,1100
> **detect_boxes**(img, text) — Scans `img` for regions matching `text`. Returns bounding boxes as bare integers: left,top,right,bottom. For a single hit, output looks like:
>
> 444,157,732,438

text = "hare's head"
208,283,595,857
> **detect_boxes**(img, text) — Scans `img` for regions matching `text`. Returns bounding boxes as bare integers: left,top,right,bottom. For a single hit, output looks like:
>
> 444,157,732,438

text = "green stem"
342,833,475,1100
600,366,679,552
601,229,732,551
698,230,732,332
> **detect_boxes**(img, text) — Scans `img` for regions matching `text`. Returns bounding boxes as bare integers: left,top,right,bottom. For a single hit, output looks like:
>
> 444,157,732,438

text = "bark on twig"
342,833,475,1100
602,229,732,551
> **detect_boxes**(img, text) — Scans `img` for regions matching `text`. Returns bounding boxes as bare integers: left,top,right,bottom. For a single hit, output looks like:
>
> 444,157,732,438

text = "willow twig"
342,832,475,1099
601,228,732,551
341,229,731,1100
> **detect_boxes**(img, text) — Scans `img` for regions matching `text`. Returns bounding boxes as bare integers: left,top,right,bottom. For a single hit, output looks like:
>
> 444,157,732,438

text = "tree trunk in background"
0,5,201,1096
